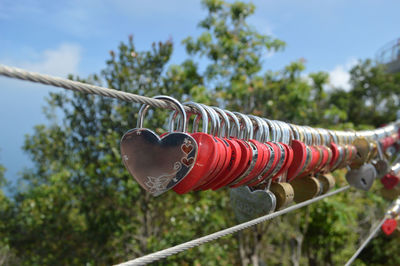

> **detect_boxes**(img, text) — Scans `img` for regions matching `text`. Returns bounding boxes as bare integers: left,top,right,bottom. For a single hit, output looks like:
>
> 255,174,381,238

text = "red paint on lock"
287,140,308,181
298,146,320,178
382,219,397,236
212,138,252,190
192,136,227,190
381,174,400,190
272,143,294,181
196,137,233,190
314,146,330,173
247,142,280,187
173,133,219,194
329,142,340,170
204,138,242,189
230,139,269,187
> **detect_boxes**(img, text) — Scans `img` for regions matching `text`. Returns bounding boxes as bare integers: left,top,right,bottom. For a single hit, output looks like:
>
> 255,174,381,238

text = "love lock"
382,218,398,236
269,182,294,210
316,173,336,194
380,163,400,190
290,176,321,203
120,96,198,196
229,186,276,223
381,174,400,190
350,137,370,169
345,163,377,191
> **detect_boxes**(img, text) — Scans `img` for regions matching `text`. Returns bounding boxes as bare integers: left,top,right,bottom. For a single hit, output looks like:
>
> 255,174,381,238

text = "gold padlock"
350,137,370,169
270,182,294,210
290,176,321,203
317,173,336,194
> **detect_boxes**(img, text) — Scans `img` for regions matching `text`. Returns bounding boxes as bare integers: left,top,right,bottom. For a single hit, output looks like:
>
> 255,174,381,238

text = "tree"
329,59,400,127
1,0,400,265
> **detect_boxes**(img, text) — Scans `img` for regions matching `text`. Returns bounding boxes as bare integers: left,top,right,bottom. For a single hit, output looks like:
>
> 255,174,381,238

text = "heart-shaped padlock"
229,186,276,223
172,102,219,194
212,110,247,190
350,137,370,169
120,96,198,196
290,176,321,203
345,163,377,191
381,173,400,190
230,115,269,187
247,118,282,186
193,105,232,190
317,173,336,194
269,182,294,210
200,107,241,190
382,219,398,236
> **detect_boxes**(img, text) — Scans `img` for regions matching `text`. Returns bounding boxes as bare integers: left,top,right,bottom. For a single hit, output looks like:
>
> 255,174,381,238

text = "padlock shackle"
138,95,187,132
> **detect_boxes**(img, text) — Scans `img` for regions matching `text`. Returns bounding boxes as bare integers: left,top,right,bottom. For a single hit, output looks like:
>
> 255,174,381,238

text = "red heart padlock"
230,114,269,187
247,141,280,186
269,120,294,182
382,219,397,236
210,110,247,190
254,119,287,184
195,106,234,190
287,139,309,181
381,174,400,190
273,143,293,180
192,105,231,190
329,142,340,170
314,144,330,173
213,137,253,189
173,103,219,194
298,145,321,178
244,118,281,186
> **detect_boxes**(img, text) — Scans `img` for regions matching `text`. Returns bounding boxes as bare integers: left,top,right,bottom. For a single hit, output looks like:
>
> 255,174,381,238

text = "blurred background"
0,0,400,265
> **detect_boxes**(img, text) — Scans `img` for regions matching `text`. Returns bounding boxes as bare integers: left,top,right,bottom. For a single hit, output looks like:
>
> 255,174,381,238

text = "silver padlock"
345,163,377,191
230,186,276,223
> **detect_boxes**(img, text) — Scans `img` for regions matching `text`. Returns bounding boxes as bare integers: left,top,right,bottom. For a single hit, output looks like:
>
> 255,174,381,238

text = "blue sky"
0,0,399,185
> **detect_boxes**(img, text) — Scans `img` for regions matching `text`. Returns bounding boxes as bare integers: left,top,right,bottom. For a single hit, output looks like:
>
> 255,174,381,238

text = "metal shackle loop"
138,95,187,132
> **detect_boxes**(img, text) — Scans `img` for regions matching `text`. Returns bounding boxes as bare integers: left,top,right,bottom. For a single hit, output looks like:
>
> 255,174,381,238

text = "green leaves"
0,0,399,265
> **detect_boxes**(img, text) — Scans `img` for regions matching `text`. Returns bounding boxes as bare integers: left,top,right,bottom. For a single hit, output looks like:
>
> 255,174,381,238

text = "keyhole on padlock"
361,177,367,186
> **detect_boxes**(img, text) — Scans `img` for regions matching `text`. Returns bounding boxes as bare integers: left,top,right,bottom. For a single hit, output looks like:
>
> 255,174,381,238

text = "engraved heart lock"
345,163,377,191
229,185,276,223
120,96,198,196
173,102,219,194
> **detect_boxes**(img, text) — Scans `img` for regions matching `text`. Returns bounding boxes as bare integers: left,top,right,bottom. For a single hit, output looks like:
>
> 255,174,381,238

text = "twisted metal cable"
344,217,386,266
0,64,180,111
1,64,399,137
114,186,350,266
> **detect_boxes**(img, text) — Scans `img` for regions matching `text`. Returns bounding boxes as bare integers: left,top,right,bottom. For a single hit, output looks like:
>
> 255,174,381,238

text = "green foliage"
330,59,400,127
0,0,399,265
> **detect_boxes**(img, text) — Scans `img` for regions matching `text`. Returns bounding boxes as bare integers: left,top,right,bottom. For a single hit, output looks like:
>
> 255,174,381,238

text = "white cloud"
329,58,358,91
2,43,82,77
